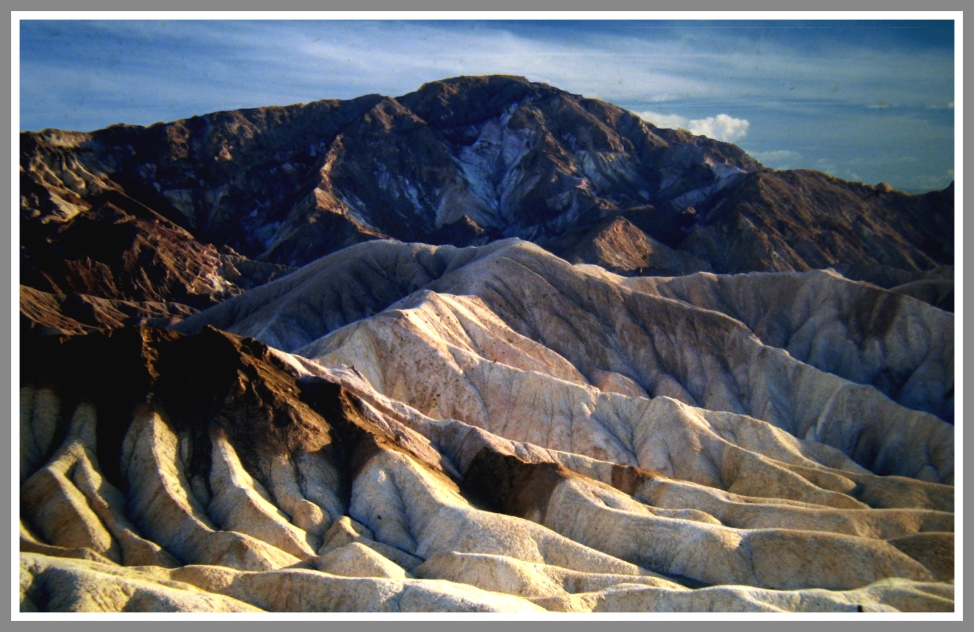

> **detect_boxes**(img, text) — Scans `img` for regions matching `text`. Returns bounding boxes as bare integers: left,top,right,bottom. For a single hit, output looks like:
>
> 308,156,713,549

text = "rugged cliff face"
18,76,955,613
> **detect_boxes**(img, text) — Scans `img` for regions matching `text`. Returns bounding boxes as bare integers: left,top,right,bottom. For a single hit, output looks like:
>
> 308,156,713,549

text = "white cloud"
637,111,750,142
689,114,750,143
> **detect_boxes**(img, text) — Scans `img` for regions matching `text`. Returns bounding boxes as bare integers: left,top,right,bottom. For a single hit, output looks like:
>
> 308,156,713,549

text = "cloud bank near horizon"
638,111,751,143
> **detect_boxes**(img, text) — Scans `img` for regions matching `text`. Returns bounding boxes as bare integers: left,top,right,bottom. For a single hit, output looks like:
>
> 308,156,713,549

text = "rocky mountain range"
18,76,955,613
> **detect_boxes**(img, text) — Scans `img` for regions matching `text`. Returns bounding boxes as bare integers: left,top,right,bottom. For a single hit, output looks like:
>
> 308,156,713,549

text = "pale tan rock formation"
20,239,954,613
259,241,951,484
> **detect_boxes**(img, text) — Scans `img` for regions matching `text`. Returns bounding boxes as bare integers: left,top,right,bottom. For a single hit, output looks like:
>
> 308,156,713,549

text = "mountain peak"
20,76,953,309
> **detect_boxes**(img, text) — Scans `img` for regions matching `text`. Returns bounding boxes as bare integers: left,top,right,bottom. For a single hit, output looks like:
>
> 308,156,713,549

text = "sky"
18,18,956,193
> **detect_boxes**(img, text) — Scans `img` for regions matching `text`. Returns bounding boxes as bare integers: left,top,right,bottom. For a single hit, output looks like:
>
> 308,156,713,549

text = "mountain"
17,76,955,613
20,75,952,329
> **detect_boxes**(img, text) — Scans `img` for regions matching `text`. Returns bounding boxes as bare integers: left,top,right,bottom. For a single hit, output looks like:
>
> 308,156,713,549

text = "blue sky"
18,19,955,192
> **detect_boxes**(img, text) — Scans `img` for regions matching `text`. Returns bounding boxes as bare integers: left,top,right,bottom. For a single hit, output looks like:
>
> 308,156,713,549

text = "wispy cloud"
913,168,955,191
17,19,955,192
20,20,955,130
635,111,691,130
749,149,801,169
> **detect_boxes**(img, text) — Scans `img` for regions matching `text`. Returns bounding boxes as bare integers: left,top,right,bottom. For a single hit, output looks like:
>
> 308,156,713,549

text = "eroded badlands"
19,240,954,613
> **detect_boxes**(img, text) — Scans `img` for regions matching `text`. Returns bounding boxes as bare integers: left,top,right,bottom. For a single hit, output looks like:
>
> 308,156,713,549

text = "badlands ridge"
20,240,954,613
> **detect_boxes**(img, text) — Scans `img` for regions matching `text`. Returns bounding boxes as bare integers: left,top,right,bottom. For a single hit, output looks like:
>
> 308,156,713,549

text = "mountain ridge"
21,75,953,326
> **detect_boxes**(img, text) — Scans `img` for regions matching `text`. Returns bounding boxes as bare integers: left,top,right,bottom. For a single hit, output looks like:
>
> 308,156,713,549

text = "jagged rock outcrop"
20,285,197,336
20,239,954,612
